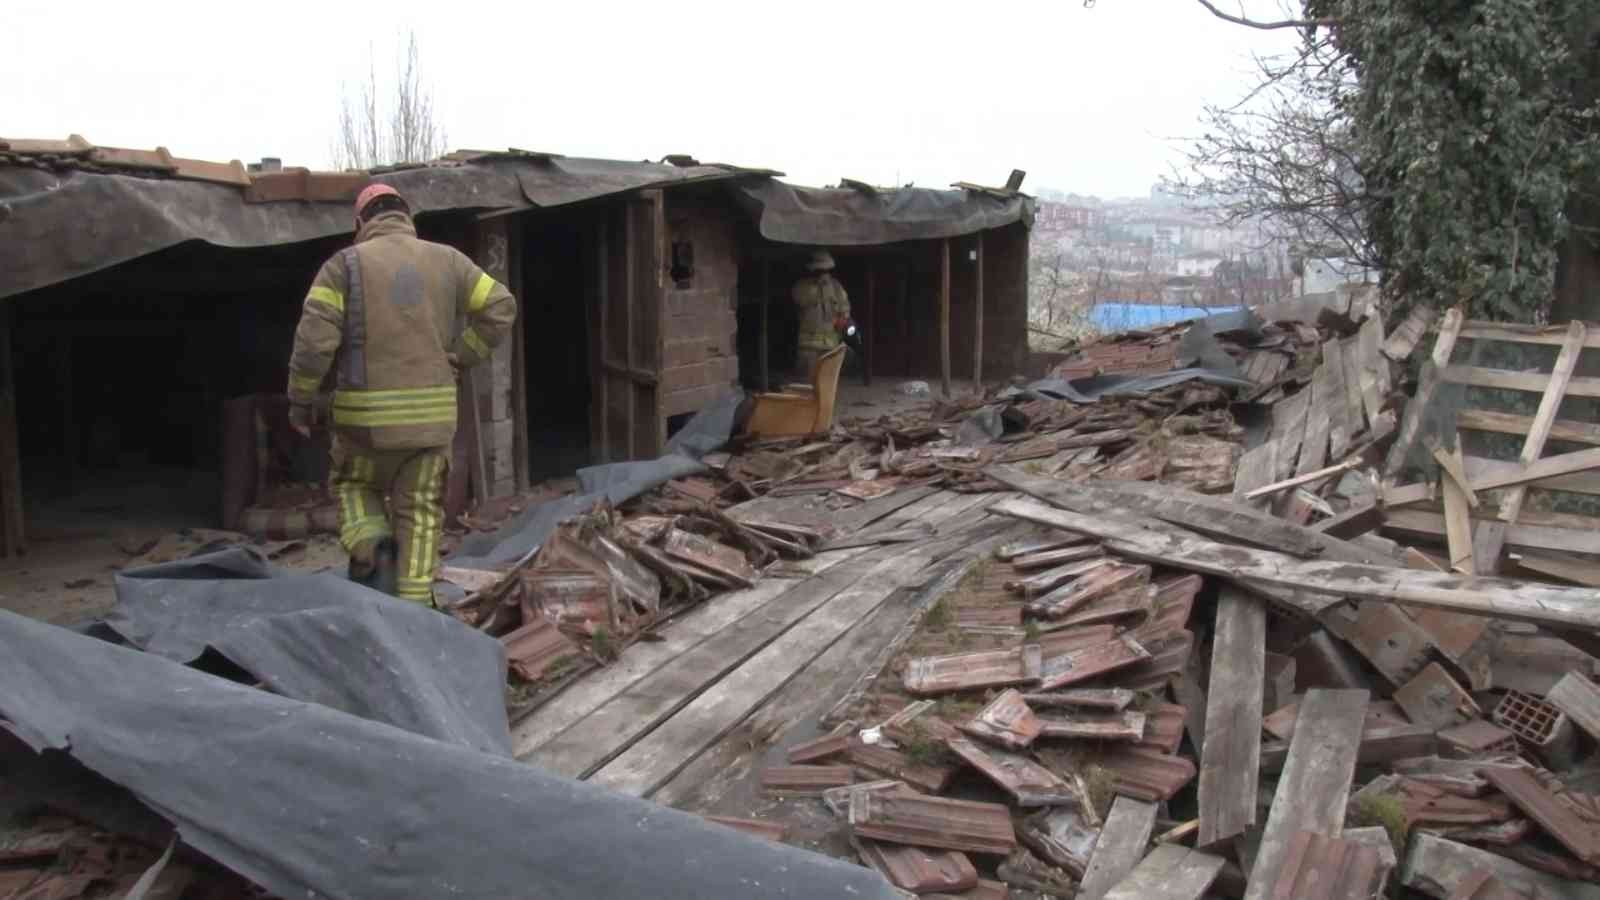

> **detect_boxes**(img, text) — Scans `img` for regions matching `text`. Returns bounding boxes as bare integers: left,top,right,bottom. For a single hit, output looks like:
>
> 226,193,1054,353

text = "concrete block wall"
474,218,519,499
661,195,740,419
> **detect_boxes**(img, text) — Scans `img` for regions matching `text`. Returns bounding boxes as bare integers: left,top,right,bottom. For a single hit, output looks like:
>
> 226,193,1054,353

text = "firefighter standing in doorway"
286,184,517,605
790,249,851,378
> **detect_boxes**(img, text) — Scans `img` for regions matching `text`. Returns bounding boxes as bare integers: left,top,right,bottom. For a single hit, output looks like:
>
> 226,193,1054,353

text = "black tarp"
2,153,1034,300
104,547,512,756
0,157,765,300
0,610,900,900
736,180,1034,246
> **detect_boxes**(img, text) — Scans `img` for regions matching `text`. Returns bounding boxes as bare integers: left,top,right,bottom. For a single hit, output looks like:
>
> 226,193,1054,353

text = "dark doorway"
519,215,594,480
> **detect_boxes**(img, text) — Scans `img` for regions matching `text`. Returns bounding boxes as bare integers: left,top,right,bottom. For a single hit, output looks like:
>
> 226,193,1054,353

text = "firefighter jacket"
792,272,850,352
287,212,517,450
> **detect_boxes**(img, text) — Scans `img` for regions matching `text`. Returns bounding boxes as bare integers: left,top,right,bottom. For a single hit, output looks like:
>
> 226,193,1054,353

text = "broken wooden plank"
849,791,1017,856
1334,335,1369,442
1269,829,1388,900
1077,796,1158,900
989,496,1600,632
1037,634,1150,690
1244,688,1369,900
960,689,1041,750
1268,387,1313,480
1474,320,1589,573
1393,662,1479,730
1386,306,1466,477
1401,832,1600,900
580,517,1009,794
1243,457,1360,501
1515,552,1600,587
1382,508,1600,557
1382,305,1437,362
1463,451,1600,496
1103,843,1225,900
1547,673,1600,741
1441,461,1478,576
1198,587,1265,849
1357,315,1391,425
905,645,1042,695
1457,407,1600,447
853,838,978,894
946,737,1079,807
1482,768,1600,865
989,467,1381,563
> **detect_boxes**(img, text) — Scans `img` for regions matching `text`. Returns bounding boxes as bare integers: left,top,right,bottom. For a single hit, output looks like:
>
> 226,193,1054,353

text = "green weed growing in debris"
543,653,580,681
1347,792,1409,857
924,597,953,632
898,723,954,768
935,695,983,722
1023,620,1042,642
590,626,616,662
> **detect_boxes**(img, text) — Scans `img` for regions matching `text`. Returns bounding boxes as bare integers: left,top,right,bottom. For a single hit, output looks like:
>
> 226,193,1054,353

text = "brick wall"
473,217,518,498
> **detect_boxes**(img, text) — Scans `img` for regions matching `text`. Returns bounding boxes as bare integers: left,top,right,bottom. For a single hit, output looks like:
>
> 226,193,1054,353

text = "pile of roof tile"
743,292,1600,899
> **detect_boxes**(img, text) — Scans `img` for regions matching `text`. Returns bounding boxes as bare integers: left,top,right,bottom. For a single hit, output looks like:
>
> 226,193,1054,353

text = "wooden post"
863,261,875,386
594,220,610,463
973,233,984,393
0,305,23,557
760,260,771,392
507,215,530,493
940,238,952,398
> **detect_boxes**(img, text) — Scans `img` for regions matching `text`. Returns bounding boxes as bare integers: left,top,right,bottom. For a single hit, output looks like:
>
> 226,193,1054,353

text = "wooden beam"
1103,844,1224,900
1400,832,1600,900
1457,407,1600,447
760,260,771,392
1441,364,1600,398
1078,797,1158,900
1197,588,1265,848
507,215,530,492
1547,672,1600,741
1474,320,1588,573
1464,452,1600,496
1382,508,1600,557
1457,320,1600,348
594,220,610,463
989,496,1600,631
940,238,952,398
1243,689,1369,900
1385,307,1466,478
862,260,874,386
973,234,984,392
1440,467,1477,575
1357,315,1391,424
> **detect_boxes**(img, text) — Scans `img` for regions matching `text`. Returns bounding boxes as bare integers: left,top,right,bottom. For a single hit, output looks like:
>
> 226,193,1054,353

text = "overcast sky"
5,0,1299,199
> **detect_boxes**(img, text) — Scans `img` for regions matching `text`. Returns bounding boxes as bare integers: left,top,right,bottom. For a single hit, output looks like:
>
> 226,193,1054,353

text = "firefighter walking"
286,184,517,605
790,250,851,377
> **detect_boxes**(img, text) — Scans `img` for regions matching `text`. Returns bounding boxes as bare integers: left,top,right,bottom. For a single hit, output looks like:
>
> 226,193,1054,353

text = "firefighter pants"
330,439,449,605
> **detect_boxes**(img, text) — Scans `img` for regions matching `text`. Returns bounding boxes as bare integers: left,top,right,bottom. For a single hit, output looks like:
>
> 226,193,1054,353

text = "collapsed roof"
0,138,1035,301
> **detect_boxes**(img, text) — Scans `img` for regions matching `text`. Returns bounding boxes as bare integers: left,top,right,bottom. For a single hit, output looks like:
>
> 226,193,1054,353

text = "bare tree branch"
1192,0,1335,31
332,30,447,170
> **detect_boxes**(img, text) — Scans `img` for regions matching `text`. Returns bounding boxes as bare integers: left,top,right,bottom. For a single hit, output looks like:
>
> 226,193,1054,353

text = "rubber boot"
372,537,399,598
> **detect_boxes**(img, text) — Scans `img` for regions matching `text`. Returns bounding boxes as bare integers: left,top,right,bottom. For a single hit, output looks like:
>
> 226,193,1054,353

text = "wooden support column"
940,238,952,398
973,233,984,392
0,305,23,557
863,261,875,386
760,261,771,392
508,215,529,493
594,221,610,463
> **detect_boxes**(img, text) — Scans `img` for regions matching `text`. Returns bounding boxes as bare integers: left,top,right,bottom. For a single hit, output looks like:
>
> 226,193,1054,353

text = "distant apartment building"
1036,202,1105,231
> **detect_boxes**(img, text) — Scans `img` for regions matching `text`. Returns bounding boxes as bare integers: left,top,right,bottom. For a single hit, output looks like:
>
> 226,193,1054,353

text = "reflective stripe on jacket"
792,273,850,352
286,212,517,450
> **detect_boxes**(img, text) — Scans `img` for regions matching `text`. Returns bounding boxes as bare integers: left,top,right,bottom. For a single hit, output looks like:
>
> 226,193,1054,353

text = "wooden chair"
745,346,847,437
